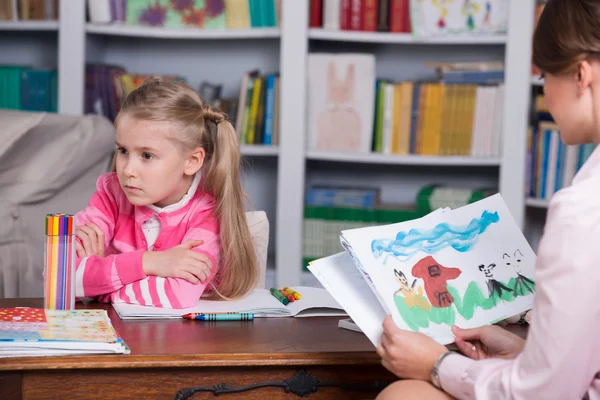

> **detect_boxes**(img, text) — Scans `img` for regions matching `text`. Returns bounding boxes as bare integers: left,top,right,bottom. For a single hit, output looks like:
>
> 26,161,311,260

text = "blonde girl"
73,77,258,308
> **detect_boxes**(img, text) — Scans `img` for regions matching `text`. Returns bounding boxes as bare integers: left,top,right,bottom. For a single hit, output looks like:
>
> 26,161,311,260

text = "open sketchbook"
308,194,536,346
0,308,129,357
113,286,347,319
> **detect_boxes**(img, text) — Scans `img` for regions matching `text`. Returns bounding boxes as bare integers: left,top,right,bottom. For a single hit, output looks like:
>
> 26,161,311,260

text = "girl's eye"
142,152,154,160
118,147,127,155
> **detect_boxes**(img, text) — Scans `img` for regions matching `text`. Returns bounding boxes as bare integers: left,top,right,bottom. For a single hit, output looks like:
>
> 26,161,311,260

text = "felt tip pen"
182,313,254,321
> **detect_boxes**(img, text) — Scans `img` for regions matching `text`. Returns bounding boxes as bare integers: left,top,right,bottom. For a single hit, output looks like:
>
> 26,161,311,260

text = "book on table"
112,286,347,319
0,308,129,357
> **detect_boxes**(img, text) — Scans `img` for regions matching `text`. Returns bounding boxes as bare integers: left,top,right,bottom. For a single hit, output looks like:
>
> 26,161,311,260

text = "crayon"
183,313,254,321
182,312,240,318
278,289,295,302
270,287,289,305
283,287,302,300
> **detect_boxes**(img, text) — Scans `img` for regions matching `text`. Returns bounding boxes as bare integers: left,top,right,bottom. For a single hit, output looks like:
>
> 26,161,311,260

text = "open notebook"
112,286,347,319
0,308,129,357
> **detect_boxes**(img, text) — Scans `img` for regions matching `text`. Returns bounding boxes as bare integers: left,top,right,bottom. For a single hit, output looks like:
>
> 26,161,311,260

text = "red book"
350,0,362,30
362,0,378,31
389,0,406,32
340,0,351,30
309,0,323,27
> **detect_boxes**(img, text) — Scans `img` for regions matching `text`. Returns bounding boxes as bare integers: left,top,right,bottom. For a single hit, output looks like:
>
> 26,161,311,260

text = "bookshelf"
526,197,550,208
1,0,534,288
0,20,58,30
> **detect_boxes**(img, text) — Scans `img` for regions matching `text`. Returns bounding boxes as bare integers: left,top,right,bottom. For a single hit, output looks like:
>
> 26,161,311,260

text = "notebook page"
112,289,289,319
308,252,387,347
284,286,346,317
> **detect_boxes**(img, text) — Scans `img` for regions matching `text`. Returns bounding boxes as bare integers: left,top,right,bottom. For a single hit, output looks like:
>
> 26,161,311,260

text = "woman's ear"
577,60,594,96
184,147,205,176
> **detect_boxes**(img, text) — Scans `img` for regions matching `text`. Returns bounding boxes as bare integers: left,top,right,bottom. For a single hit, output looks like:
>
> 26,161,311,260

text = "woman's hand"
76,223,106,258
142,240,213,285
452,325,525,360
376,315,447,382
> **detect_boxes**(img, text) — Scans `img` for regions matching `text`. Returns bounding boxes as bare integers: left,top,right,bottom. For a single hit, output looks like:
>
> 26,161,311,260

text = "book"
308,194,536,346
112,286,347,319
0,308,129,357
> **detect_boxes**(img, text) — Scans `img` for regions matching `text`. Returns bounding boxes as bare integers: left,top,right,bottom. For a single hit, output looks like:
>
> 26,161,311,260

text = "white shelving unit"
526,197,550,208
1,0,533,288
308,28,508,45
0,20,59,30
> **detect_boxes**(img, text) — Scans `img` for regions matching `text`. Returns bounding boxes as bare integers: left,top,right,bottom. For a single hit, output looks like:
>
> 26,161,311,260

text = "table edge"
0,351,382,371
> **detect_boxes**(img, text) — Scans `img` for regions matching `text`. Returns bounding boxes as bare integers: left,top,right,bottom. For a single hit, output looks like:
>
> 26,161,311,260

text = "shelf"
240,145,278,157
306,151,502,166
0,20,59,31
525,197,549,208
531,76,544,86
308,28,507,45
86,24,280,39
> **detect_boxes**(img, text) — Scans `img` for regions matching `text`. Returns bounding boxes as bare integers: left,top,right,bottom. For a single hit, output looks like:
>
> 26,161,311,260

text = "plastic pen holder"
44,214,76,310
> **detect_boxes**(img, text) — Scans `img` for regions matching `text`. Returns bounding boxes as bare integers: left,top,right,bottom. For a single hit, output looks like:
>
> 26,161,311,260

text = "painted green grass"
394,278,535,331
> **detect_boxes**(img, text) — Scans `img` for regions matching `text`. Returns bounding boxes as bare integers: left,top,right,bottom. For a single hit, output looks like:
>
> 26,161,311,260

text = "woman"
376,1,600,398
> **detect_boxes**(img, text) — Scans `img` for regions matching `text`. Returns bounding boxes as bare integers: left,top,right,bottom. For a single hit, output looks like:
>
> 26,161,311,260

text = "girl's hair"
533,0,600,74
114,77,258,300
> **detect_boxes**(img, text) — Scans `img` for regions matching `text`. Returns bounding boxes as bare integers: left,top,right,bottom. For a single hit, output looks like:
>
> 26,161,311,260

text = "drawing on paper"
393,249,535,332
412,256,461,308
504,249,535,296
432,0,454,29
393,269,431,311
462,0,480,31
317,62,361,151
371,210,500,261
478,262,512,304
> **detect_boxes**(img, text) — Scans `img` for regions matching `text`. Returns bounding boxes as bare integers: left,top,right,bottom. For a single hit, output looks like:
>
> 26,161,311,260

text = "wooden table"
0,298,396,399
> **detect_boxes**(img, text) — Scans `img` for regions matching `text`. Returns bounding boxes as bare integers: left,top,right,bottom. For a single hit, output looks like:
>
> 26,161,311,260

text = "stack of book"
0,308,129,357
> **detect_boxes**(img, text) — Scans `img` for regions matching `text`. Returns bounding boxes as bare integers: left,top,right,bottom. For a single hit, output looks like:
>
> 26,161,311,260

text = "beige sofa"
0,110,116,298
0,110,269,298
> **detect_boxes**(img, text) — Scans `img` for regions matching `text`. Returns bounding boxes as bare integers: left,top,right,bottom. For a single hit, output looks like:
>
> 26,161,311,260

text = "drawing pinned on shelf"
410,0,509,38
307,53,375,153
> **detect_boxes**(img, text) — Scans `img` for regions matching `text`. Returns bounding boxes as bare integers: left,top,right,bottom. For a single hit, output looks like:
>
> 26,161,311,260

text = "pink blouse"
439,144,600,399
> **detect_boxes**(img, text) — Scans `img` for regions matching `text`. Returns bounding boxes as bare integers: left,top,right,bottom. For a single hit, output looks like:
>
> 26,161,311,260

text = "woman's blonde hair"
533,0,600,74
114,77,258,300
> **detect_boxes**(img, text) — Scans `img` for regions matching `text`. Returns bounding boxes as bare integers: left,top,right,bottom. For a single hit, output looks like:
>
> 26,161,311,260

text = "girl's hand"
452,325,525,360
376,315,447,382
142,240,212,285
76,223,106,258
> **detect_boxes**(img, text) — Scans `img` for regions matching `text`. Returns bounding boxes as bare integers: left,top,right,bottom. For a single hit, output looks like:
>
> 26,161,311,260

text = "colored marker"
270,287,289,305
278,289,295,302
183,313,254,321
283,287,302,300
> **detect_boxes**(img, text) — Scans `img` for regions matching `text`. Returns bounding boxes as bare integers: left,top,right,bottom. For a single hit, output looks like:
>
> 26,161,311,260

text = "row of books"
0,0,58,20
302,185,496,269
311,0,411,33
234,70,280,146
311,0,509,37
0,66,57,112
88,0,280,29
307,53,505,157
371,78,504,157
526,122,596,201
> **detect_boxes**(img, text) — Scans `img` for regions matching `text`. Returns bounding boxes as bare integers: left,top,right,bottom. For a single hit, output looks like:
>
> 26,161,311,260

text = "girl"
375,0,600,398
74,77,258,309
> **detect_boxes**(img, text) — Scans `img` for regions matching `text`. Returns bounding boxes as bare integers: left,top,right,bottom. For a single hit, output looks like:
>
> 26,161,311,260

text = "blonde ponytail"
115,77,258,300
201,111,259,300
